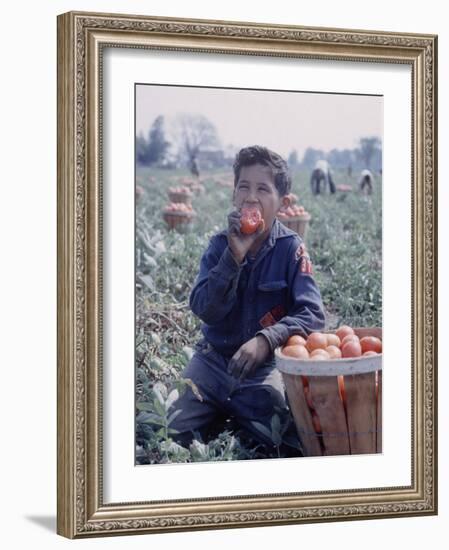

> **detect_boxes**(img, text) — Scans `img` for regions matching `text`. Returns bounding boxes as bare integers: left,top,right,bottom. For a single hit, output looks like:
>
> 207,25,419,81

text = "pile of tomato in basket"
280,325,382,361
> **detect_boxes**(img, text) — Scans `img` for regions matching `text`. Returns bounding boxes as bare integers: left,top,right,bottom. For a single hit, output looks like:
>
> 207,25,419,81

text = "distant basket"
285,192,298,205
190,183,206,195
278,213,311,240
168,190,192,204
275,327,382,457
162,210,196,231
336,184,353,193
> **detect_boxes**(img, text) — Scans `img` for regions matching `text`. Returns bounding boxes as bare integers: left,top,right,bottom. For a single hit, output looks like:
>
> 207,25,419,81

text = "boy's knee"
231,384,287,424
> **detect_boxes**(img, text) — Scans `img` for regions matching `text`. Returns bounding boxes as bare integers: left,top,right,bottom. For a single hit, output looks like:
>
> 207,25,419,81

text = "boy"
170,145,325,452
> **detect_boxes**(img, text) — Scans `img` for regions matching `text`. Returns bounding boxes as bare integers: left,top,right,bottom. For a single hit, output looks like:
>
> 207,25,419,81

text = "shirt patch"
259,311,276,328
271,304,286,321
295,244,313,275
300,257,313,274
295,243,307,261
259,305,286,328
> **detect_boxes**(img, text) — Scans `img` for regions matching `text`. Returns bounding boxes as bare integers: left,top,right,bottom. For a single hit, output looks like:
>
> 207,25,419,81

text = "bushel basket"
275,327,382,457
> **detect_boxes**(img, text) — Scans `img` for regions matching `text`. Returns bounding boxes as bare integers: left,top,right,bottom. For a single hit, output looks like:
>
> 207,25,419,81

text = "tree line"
289,138,382,173
137,114,382,173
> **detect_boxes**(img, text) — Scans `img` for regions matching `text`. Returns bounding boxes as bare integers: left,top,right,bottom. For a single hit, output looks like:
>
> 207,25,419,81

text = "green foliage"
292,167,382,328
136,381,264,464
251,412,303,458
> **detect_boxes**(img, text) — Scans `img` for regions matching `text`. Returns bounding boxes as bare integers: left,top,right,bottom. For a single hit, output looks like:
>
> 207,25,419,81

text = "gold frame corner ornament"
57,10,437,538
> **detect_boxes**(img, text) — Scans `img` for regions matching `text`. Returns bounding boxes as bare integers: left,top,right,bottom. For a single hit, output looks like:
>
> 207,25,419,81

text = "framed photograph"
57,11,437,538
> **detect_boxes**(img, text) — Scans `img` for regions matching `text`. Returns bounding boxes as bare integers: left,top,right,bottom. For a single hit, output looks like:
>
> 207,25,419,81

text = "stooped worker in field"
358,168,374,195
170,145,325,454
310,159,336,195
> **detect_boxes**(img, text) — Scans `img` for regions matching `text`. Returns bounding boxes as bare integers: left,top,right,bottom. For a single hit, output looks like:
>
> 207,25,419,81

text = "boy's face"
233,163,286,230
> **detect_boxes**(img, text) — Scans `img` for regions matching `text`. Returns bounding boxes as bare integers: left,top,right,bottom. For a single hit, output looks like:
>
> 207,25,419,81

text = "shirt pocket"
255,280,289,325
258,280,288,293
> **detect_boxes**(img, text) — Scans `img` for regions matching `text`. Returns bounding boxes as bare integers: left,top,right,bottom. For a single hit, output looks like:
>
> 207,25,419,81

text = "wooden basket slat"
344,372,377,454
376,371,383,453
283,373,322,456
278,215,311,240
308,375,350,456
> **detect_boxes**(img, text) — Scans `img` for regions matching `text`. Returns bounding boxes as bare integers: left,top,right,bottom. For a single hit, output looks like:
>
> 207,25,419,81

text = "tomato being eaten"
240,208,264,235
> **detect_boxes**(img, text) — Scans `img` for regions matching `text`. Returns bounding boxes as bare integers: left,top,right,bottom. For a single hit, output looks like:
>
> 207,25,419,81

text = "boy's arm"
189,236,245,325
256,241,325,352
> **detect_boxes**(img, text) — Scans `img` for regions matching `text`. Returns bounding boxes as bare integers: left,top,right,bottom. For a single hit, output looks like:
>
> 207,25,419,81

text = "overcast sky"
136,84,382,159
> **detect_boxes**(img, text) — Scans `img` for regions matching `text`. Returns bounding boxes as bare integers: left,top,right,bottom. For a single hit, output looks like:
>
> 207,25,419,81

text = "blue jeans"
169,339,291,449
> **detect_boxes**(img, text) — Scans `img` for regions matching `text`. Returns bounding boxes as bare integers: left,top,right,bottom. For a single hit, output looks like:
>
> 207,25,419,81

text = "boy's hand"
227,210,264,264
228,335,271,381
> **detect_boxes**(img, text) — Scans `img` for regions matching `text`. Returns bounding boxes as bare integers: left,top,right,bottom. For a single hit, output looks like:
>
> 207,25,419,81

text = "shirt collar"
267,218,296,247
250,219,296,262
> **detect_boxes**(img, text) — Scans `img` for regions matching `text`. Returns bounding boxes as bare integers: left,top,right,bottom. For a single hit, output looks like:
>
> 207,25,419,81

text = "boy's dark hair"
233,145,292,197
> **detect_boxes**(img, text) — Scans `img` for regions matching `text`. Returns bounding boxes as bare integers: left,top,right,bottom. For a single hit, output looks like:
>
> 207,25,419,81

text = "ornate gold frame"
57,11,438,538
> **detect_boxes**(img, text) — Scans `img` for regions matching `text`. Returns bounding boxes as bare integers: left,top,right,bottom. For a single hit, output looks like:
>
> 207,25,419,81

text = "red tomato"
326,345,342,359
306,332,328,352
341,334,360,347
282,345,309,360
360,336,383,354
310,349,330,360
240,208,264,234
341,341,362,358
286,334,307,347
338,375,347,404
335,325,355,341
312,412,322,434
326,333,341,348
303,386,314,409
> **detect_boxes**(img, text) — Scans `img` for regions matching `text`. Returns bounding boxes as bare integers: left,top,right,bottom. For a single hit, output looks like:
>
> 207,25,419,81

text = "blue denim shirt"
189,219,325,357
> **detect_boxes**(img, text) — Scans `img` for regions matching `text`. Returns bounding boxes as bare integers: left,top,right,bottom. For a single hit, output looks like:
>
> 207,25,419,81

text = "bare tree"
174,113,220,176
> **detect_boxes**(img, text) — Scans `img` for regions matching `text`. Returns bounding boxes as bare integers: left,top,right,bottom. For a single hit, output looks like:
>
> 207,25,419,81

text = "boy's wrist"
256,324,290,353
228,247,245,266
256,332,273,354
